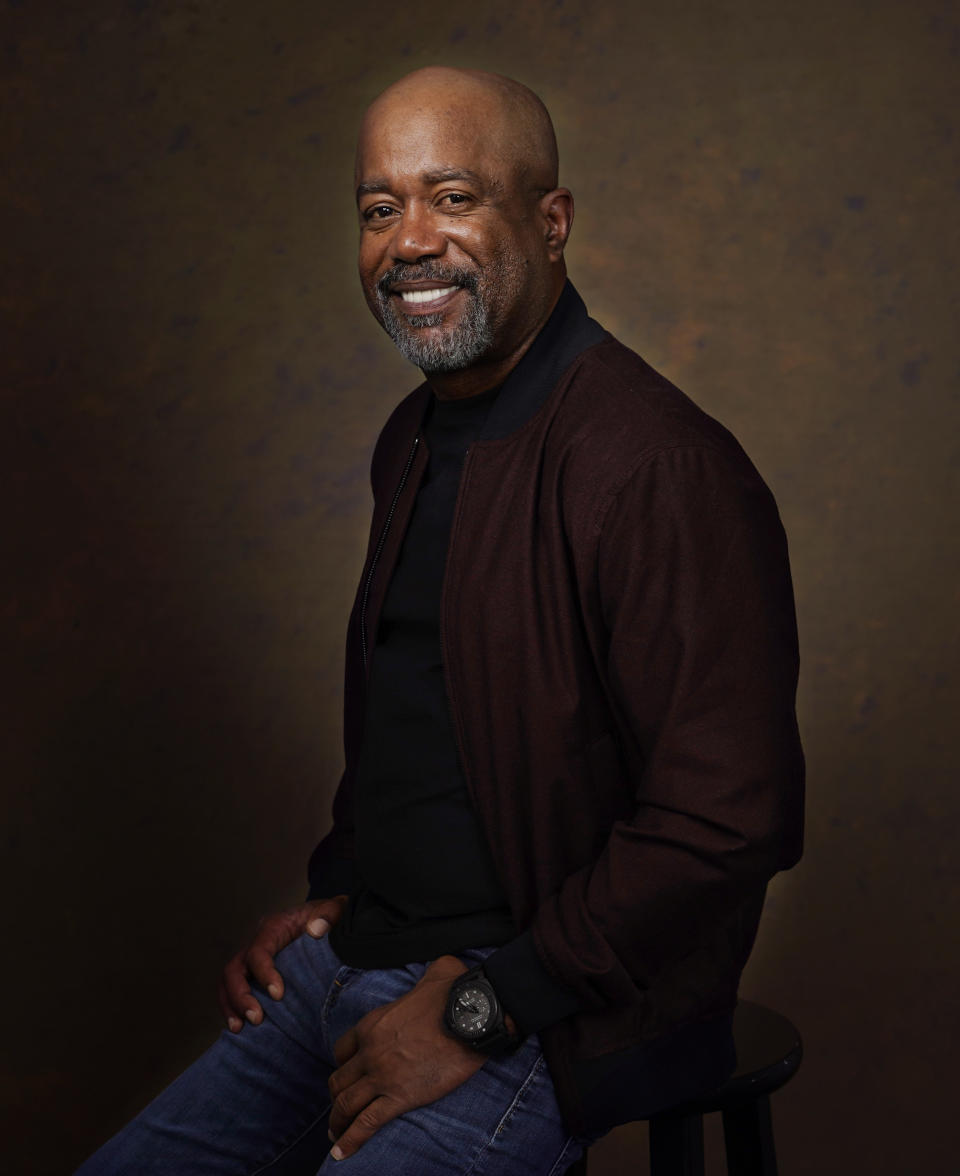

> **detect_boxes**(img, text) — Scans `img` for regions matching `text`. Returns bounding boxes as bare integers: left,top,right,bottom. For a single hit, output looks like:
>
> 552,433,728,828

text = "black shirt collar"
478,280,608,442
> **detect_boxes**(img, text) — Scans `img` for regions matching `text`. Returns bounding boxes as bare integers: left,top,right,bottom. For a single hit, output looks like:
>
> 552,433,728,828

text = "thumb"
305,894,348,938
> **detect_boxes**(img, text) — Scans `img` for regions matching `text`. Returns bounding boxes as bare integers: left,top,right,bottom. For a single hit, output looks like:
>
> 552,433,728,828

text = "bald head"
354,67,573,393
357,67,559,192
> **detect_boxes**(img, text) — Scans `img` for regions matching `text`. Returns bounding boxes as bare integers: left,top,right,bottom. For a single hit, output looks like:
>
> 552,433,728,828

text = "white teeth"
399,287,454,304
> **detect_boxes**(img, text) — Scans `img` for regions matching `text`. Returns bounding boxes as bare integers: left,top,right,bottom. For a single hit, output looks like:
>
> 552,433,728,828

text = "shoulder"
552,336,772,505
559,337,745,460
560,345,796,626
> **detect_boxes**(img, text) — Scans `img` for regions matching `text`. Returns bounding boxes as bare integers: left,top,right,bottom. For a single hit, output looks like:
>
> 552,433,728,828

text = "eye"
362,204,398,222
438,191,474,210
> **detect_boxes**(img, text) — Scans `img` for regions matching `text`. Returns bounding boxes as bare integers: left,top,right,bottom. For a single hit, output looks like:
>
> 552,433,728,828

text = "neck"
425,345,535,401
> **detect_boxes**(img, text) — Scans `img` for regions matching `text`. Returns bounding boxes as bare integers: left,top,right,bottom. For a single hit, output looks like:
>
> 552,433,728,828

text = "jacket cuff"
482,929,583,1037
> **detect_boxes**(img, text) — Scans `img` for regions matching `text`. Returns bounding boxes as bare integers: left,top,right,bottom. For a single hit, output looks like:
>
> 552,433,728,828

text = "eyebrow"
355,167,501,202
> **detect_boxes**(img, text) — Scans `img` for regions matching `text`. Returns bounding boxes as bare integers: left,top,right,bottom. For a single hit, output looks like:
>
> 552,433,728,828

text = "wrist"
428,955,471,983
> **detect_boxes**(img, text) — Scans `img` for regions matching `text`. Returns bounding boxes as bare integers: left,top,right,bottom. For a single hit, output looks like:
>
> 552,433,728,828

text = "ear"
539,188,574,260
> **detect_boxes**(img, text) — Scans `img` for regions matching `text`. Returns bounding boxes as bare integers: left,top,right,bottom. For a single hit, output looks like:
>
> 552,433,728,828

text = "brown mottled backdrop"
3,1,957,1172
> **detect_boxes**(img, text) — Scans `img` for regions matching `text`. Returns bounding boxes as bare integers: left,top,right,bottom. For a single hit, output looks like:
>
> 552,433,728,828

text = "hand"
218,895,348,1032
326,954,488,1161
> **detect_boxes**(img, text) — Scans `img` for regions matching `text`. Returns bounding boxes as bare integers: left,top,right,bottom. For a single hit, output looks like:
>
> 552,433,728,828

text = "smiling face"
355,69,571,387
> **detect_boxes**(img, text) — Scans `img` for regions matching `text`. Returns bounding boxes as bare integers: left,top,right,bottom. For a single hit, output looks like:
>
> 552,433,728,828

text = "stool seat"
679,1000,802,1111
567,1001,802,1176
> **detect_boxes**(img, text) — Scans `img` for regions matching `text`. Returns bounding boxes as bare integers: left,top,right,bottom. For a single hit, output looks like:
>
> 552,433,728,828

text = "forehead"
356,100,515,194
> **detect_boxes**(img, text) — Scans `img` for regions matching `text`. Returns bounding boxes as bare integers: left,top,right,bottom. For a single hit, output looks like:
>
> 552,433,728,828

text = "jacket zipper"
360,433,420,673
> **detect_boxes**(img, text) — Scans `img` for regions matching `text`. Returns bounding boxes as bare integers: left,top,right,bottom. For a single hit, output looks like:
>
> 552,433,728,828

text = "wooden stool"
566,1001,802,1176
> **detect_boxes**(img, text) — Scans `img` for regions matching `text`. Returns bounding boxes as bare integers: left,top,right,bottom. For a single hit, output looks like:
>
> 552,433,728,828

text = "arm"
523,443,804,1010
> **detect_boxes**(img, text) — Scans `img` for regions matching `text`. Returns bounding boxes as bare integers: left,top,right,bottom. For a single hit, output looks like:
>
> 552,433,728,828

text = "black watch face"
451,983,494,1040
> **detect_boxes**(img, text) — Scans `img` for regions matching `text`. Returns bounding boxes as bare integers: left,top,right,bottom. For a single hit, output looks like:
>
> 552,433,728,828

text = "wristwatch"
443,965,522,1056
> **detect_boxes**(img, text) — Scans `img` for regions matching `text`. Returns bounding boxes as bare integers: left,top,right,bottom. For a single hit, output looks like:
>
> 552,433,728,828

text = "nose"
390,202,447,264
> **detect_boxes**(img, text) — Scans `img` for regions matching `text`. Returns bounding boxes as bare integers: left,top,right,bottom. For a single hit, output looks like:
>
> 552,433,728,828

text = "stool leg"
649,1111,705,1176
722,1095,777,1176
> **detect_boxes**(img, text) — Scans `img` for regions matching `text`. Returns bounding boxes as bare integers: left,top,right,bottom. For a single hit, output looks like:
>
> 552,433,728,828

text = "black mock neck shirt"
329,381,517,964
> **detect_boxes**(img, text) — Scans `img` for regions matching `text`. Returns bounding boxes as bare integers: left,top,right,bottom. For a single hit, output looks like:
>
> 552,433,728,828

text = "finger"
333,1024,360,1068
327,1052,367,1102
246,944,285,1001
253,913,301,955
222,951,264,1025
305,915,330,938
329,1096,401,1162
306,895,348,937
217,979,244,1034
244,907,314,998
327,1075,378,1140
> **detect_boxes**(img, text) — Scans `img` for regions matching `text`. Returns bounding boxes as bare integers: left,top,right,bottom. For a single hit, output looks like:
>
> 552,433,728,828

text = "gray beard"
375,274,494,373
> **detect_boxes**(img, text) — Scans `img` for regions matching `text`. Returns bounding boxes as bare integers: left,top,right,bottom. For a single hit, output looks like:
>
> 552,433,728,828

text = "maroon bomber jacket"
308,285,805,1134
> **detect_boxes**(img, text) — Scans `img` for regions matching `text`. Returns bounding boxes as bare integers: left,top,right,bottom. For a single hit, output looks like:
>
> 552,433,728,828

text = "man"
78,66,803,1174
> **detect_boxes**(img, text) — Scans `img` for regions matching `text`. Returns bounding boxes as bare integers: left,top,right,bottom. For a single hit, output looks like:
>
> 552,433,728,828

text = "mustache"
376,263,480,299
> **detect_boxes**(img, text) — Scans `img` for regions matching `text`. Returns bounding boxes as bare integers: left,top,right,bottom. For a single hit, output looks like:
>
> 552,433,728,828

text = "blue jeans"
76,933,598,1175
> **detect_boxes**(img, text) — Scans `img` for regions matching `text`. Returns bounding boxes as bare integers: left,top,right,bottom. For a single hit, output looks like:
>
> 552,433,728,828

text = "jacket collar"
478,280,608,441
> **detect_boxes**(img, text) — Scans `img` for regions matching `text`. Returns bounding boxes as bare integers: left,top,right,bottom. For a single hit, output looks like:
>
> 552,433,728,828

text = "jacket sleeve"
488,442,804,1020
